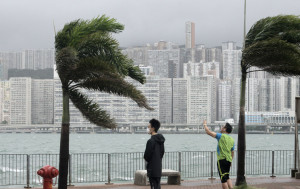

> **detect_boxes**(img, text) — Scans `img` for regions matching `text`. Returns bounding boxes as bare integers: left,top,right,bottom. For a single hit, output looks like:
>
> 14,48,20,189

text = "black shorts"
217,159,231,183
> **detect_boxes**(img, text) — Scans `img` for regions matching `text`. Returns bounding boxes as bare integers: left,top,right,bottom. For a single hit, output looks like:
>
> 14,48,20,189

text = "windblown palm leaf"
72,73,153,110
243,38,300,74
244,15,300,71
236,15,300,186
68,88,116,128
55,15,153,189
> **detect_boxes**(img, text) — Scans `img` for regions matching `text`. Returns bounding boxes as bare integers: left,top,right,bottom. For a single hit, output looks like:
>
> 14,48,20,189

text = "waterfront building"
231,78,241,122
31,79,54,124
218,80,232,120
54,76,160,126
0,81,10,123
246,78,260,112
159,78,187,124
279,76,298,111
245,111,295,124
187,76,217,124
159,78,172,124
9,77,31,124
258,78,281,112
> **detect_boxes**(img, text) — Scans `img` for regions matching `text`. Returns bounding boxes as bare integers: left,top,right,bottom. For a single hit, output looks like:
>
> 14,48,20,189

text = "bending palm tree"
236,15,300,186
55,15,153,189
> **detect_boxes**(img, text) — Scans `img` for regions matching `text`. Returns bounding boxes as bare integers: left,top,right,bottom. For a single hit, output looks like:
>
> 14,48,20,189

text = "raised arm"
203,120,217,138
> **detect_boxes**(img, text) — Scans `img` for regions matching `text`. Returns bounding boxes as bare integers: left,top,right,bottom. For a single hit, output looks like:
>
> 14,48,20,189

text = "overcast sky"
0,0,299,51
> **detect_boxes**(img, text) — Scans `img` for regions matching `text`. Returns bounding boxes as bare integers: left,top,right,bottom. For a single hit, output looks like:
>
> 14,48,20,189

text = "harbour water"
0,133,298,187
0,133,297,154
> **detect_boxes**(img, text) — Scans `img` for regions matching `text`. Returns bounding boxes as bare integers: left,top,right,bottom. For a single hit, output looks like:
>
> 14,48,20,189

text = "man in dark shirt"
144,119,165,189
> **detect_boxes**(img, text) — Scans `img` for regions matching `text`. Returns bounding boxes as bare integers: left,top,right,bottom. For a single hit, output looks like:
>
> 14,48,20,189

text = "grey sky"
0,0,299,51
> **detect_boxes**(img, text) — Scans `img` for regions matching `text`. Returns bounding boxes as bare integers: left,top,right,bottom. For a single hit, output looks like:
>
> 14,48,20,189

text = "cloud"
0,0,299,50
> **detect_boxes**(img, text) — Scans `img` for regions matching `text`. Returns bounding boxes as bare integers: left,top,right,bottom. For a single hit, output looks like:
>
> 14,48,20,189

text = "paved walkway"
45,177,300,189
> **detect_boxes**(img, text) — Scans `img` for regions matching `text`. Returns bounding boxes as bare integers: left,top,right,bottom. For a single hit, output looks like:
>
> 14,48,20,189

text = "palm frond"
76,35,146,83
126,63,146,84
55,47,78,82
70,57,119,82
55,19,81,51
69,15,124,48
243,38,300,76
75,74,153,110
68,88,117,128
246,15,300,47
76,32,119,58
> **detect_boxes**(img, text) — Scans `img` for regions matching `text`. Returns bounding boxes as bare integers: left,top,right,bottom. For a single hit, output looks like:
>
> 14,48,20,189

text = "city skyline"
1,0,300,50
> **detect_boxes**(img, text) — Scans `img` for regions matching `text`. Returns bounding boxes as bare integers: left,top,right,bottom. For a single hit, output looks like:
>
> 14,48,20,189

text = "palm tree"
236,15,300,186
55,15,153,189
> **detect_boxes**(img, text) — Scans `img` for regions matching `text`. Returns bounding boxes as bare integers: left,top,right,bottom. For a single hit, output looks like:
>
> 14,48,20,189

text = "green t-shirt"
216,133,234,162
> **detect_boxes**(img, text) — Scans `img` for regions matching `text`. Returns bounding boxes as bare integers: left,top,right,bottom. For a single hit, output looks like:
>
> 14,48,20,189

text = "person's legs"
218,159,232,189
149,177,154,189
221,182,229,189
227,178,233,189
149,177,161,189
156,177,161,189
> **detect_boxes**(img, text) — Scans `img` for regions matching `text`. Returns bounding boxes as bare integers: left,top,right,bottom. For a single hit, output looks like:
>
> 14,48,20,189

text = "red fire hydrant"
37,165,59,189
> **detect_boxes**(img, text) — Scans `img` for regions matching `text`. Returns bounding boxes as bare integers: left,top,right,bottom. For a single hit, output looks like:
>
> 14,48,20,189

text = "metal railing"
0,150,294,187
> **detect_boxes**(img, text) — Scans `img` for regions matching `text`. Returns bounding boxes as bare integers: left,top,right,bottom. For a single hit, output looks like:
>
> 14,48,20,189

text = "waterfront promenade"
31,177,300,189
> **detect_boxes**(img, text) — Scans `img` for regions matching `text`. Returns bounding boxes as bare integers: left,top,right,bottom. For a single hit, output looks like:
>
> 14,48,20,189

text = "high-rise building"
0,86,2,123
218,80,232,120
159,79,172,124
159,78,188,124
173,78,188,124
279,76,298,111
223,50,242,80
179,48,193,77
0,58,6,80
31,79,54,124
10,77,31,124
185,21,195,49
258,78,281,112
0,52,23,80
187,76,217,124
168,60,179,78
195,47,206,63
205,48,222,62
222,41,237,51
0,81,10,123
0,50,55,80
23,49,55,70
231,78,241,122
122,46,152,66
148,49,180,78
246,78,260,112
54,76,160,126
183,61,220,79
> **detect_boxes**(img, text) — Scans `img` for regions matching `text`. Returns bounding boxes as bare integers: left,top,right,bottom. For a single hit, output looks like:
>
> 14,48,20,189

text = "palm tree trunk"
58,88,70,189
236,67,247,186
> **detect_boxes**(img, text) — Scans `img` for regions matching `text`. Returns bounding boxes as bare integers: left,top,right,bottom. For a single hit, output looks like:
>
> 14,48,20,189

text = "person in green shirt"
203,120,234,189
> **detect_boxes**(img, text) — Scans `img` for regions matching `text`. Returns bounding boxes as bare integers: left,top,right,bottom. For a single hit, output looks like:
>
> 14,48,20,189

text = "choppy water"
0,133,298,187
0,133,297,154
